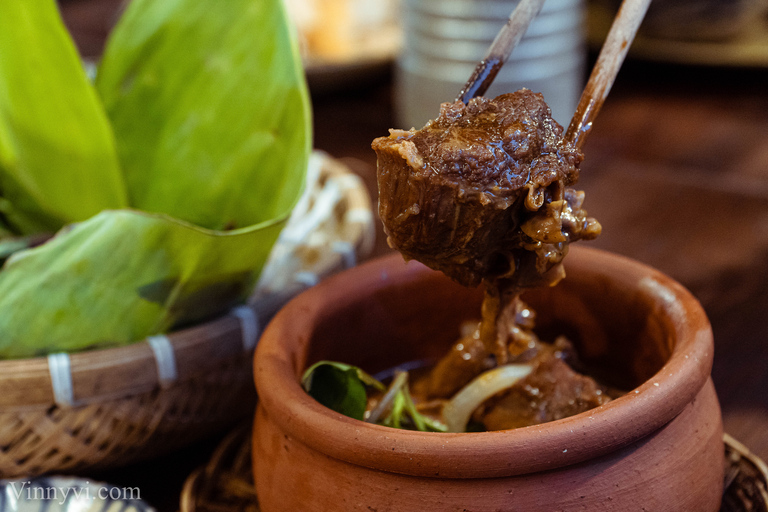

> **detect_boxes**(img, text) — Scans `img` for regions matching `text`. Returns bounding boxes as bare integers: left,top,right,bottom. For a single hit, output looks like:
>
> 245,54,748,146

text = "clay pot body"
253,248,723,511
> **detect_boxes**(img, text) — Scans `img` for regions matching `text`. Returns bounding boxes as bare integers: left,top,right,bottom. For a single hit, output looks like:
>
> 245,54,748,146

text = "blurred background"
52,0,768,509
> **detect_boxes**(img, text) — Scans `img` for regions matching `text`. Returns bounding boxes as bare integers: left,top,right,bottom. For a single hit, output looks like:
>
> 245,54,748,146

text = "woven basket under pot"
0,152,375,478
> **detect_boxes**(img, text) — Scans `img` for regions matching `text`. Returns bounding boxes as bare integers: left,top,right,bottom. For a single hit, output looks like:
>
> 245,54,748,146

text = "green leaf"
0,223,13,241
400,383,448,432
379,378,448,432
0,239,28,263
0,0,127,234
96,0,311,231
0,233,50,267
0,210,286,358
400,383,425,431
384,392,406,429
302,361,384,420
301,363,448,432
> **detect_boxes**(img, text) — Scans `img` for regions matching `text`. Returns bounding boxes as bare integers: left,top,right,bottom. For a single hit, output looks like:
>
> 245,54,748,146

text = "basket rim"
0,312,249,408
0,153,374,409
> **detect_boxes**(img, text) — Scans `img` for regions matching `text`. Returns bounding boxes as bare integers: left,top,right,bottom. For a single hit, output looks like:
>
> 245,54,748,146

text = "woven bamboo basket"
0,151,376,479
180,426,768,512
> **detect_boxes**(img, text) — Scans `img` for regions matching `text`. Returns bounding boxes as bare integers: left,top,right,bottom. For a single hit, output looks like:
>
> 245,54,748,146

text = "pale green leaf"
96,0,311,231
0,210,285,358
0,0,127,234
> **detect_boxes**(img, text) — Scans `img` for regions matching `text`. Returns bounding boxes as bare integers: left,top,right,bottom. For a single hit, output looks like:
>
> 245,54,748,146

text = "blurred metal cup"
395,0,586,128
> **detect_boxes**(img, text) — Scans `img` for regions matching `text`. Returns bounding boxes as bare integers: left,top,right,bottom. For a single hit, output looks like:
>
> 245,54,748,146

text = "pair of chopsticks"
457,0,653,150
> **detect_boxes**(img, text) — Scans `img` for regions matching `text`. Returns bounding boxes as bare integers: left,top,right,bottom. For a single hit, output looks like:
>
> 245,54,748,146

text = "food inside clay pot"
302,89,618,433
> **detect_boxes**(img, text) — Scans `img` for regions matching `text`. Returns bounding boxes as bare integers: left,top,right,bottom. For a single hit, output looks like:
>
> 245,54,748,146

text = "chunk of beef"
372,89,600,289
476,356,612,430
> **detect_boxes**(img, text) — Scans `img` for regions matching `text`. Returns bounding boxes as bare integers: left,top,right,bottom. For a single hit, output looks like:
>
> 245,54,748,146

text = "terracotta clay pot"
253,247,723,511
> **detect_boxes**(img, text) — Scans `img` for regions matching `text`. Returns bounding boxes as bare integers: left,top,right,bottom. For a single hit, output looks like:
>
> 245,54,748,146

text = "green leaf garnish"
302,361,384,421
303,363,448,432
382,377,448,433
383,392,407,429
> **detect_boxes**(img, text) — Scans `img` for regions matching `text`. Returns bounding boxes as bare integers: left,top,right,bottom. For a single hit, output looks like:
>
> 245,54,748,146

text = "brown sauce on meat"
406,297,616,431
476,356,612,430
372,89,611,431
373,89,600,289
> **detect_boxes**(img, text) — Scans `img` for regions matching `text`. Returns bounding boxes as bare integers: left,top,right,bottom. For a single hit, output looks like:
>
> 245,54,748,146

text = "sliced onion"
442,364,533,433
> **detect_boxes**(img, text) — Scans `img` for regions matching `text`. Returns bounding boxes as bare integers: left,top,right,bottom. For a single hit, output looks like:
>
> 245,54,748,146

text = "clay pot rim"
254,247,714,479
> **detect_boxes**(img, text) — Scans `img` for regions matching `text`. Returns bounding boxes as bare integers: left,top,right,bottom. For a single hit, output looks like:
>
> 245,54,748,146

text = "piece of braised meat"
372,89,601,290
475,356,612,430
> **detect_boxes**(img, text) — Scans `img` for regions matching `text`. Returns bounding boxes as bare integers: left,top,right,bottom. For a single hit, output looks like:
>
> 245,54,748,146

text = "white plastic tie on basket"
332,241,356,268
147,335,178,388
231,305,260,352
48,353,75,407
294,271,320,288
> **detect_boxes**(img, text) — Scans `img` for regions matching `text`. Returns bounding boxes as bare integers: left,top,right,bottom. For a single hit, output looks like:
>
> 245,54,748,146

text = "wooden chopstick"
456,0,547,104
564,0,653,149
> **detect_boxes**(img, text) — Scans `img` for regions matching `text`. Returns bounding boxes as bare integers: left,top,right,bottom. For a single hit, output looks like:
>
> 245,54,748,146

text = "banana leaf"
96,0,312,231
0,209,286,358
0,0,127,235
